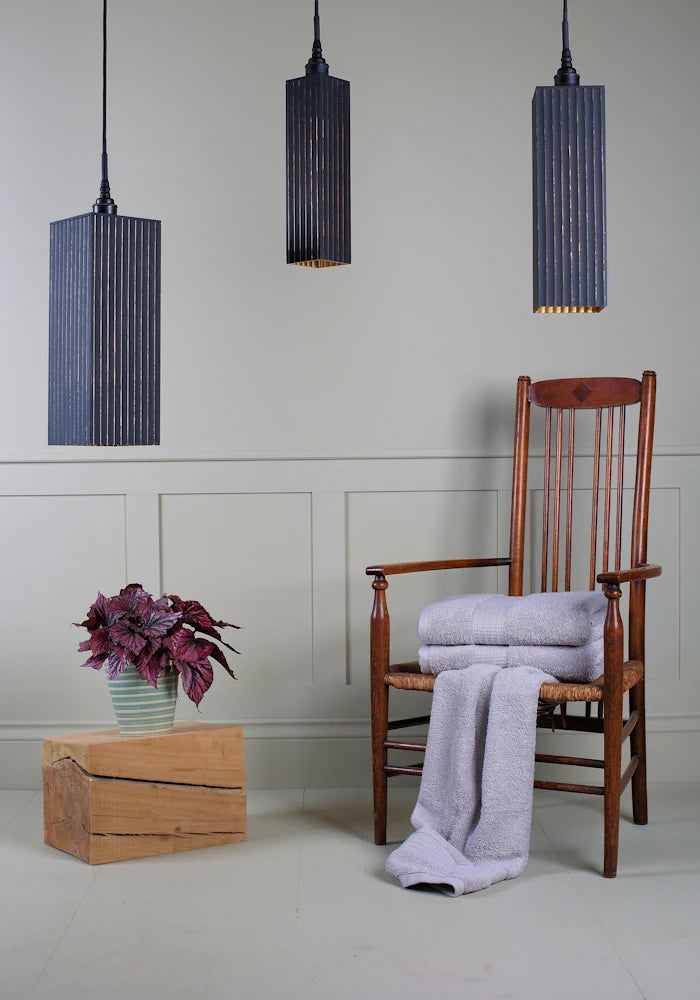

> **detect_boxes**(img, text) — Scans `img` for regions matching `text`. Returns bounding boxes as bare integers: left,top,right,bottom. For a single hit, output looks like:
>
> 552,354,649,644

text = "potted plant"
75,583,240,736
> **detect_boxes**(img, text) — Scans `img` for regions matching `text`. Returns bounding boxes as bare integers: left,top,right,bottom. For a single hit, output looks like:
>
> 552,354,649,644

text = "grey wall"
1,1,698,787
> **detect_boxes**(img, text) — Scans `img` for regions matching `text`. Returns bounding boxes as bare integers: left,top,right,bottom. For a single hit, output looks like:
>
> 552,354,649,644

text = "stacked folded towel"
418,636,603,682
417,590,607,683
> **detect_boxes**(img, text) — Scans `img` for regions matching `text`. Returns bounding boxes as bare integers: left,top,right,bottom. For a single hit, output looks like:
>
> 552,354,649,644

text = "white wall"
0,1,698,787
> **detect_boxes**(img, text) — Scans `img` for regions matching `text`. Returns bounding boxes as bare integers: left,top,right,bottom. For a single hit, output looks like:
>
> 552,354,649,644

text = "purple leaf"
110,619,148,657
167,629,214,665
137,655,164,689
107,584,152,619
206,642,237,680
175,661,214,707
89,627,112,657
74,591,120,631
106,649,131,679
168,630,217,707
167,595,240,652
151,595,174,612
144,646,172,675
167,595,239,634
140,606,182,640
193,625,240,655
81,653,108,670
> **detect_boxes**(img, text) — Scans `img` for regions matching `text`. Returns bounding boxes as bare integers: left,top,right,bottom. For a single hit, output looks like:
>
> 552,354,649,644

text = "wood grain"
43,723,246,864
365,557,510,577
529,376,642,409
597,564,662,585
369,575,390,845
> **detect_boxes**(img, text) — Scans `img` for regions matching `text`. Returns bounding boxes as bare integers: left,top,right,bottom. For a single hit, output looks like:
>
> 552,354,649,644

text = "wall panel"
0,494,126,721
160,493,313,708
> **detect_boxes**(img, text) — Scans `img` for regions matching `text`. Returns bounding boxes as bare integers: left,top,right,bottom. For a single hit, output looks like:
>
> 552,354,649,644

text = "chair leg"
603,690,623,878
371,679,389,845
602,583,625,878
369,573,391,845
628,680,648,825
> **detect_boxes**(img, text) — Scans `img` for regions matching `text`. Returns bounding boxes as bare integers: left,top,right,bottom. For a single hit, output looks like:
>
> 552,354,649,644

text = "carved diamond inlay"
573,382,592,403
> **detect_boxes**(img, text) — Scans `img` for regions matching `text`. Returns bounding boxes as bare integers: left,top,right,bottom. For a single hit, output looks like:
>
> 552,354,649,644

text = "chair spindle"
615,406,626,570
602,406,615,573
565,409,575,591
541,407,552,592
551,409,564,591
589,408,603,589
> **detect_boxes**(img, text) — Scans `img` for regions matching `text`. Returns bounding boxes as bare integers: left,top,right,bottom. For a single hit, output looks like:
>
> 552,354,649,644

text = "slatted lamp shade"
286,1,350,268
48,0,161,445
532,1,606,313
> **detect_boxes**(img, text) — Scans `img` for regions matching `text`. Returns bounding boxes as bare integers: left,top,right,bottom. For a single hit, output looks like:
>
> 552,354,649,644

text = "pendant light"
532,1,606,313
286,1,350,268
48,0,161,445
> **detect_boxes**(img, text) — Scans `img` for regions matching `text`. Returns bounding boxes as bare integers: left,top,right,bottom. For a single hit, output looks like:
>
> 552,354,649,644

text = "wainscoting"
1,447,698,788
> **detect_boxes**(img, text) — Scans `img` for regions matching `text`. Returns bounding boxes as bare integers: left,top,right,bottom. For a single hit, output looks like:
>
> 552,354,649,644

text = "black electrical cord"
555,0,580,86
94,0,116,212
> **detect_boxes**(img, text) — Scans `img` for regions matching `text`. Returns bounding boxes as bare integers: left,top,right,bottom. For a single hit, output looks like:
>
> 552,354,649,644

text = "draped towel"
386,664,552,896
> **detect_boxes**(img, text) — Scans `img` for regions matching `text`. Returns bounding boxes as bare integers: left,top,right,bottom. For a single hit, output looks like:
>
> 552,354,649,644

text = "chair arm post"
370,574,390,682
603,581,625,690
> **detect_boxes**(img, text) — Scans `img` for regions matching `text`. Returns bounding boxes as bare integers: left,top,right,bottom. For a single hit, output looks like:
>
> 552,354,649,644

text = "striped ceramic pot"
106,666,178,736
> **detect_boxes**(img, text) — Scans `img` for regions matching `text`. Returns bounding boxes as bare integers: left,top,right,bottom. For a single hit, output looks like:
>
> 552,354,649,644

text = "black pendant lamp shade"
286,2,350,268
532,2,606,313
48,0,161,444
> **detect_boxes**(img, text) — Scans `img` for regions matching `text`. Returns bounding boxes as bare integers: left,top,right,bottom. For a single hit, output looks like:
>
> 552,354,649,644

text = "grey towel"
417,590,607,647
386,663,551,896
418,633,603,682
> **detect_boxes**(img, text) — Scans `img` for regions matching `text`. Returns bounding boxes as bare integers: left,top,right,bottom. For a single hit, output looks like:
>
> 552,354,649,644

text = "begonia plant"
75,584,239,706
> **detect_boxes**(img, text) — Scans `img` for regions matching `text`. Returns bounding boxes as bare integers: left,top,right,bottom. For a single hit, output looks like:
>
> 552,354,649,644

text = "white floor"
2,783,699,1000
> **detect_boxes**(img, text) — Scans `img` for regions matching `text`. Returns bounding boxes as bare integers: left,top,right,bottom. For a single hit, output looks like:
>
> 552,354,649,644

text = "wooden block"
43,723,246,864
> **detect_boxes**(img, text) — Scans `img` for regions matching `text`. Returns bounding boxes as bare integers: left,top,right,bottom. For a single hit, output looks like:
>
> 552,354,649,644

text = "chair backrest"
507,373,656,607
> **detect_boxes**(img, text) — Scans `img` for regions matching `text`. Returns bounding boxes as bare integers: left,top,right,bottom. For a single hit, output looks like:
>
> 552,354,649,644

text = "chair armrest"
597,564,662,586
366,557,511,577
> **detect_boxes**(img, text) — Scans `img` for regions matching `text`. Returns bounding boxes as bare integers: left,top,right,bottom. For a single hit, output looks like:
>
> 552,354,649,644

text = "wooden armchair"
366,372,660,878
